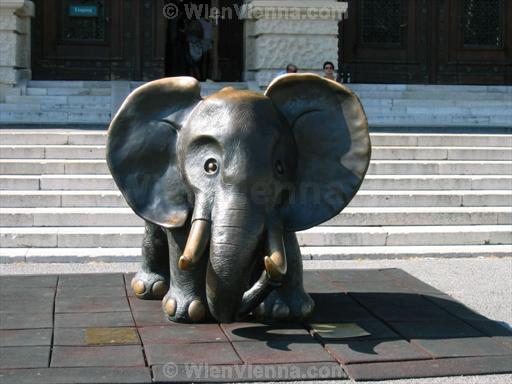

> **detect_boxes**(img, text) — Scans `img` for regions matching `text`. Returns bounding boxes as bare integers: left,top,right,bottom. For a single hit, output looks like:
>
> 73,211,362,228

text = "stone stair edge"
2,244,510,264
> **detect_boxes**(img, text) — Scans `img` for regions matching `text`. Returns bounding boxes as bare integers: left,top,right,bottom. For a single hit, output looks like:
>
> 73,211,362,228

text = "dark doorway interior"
339,0,512,85
32,0,243,81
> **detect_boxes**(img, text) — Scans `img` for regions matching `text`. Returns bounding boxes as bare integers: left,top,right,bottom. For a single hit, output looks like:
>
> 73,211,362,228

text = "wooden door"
340,0,512,84
32,0,134,80
434,0,511,84
340,0,429,83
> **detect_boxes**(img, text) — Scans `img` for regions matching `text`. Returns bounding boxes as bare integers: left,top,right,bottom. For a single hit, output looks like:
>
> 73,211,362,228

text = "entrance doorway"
339,0,511,85
31,0,244,81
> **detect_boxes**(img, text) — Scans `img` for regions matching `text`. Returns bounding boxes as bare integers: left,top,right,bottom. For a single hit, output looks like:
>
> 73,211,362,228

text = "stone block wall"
0,0,34,101
241,0,347,87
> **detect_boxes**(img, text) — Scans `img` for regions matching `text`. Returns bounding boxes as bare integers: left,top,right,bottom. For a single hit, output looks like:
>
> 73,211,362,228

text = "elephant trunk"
205,194,264,323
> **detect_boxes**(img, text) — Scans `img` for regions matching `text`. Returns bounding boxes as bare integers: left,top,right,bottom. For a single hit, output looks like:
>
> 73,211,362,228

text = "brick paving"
0,269,511,383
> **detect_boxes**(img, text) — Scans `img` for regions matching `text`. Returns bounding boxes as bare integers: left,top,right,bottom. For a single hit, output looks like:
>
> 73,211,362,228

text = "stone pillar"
0,0,34,101
241,0,347,87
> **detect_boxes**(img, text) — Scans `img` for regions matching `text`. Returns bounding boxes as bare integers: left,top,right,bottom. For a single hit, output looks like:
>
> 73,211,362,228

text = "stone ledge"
241,0,347,21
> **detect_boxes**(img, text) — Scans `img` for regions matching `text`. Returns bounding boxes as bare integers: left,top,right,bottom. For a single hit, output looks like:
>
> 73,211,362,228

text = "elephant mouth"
178,218,287,322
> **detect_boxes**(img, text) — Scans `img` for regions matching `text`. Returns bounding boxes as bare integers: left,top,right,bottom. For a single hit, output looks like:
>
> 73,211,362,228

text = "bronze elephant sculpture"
107,74,371,323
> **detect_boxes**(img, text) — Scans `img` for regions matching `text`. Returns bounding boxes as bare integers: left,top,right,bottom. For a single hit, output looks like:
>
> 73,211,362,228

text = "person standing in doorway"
323,61,337,81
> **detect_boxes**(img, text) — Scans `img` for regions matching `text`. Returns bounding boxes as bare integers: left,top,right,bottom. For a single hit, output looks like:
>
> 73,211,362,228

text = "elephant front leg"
161,226,209,323
131,221,170,299
255,232,314,322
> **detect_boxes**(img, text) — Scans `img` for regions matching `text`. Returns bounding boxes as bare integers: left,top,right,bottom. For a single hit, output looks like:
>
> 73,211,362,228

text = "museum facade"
1,0,511,99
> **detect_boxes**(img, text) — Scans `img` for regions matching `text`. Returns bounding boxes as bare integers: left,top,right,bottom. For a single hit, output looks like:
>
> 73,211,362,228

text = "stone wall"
241,0,347,87
0,0,34,101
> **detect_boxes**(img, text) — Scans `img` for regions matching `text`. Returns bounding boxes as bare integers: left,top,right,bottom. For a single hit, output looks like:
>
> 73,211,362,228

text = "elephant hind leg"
131,221,170,300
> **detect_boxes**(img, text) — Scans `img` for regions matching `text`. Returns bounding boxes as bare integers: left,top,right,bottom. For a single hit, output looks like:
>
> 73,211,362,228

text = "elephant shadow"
230,292,512,356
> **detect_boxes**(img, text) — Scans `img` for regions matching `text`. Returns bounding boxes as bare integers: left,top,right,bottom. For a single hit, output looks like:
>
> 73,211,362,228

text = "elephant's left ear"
265,74,371,232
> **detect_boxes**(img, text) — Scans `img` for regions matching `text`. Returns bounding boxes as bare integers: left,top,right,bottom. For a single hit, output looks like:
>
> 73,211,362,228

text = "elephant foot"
254,287,314,323
131,271,168,300
162,291,208,323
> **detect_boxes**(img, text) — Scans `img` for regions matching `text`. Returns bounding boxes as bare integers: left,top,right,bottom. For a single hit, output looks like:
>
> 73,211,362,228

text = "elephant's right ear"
107,77,202,228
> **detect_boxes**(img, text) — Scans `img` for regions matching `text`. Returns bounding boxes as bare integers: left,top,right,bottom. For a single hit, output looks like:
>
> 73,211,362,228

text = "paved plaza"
1,258,511,383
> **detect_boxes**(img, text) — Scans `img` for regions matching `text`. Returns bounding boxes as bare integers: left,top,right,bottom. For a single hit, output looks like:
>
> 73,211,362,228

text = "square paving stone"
381,269,446,295
54,311,135,328
53,327,140,346
0,346,50,369
145,342,242,365
310,320,399,342
55,295,130,313
352,293,457,322
335,280,411,294
0,313,53,330
322,269,395,283
303,271,341,293
388,320,484,339
221,322,312,343
411,336,512,358
0,296,54,314
325,339,432,364
51,345,146,367
308,293,373,322
128,296,165,312
468,320,512,351
0,287,56,299
232,340,335,364
0,329,52,347
139,324,228,344
0,367,152,384
424,294,489,321
152,362,348,383
0,275,58,289
132,310,171,327
344,355,512,381
56,285,127,298
58,273,125,288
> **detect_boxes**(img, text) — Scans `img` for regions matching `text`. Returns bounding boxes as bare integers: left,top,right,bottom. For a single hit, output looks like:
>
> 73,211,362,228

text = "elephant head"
107,74,370,322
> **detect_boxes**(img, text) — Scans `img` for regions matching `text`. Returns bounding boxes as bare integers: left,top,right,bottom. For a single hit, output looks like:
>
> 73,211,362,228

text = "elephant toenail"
272,303,290,319
132,280,146,295
164,298,177,316
151,281,168,298
188,300,206,322
301,301,314,317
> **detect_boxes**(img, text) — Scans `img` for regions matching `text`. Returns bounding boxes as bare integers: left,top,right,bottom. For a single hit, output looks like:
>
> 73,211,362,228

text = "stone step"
2,174,511,191
1,207,510,227
369,133,512,147
1,190,510,208
364,106,512,117
1,130,510,148
361,175,512,190
2,159,510,176
368,114,511,126
301,244,512,261
27,81,111,88
5,95,110,105
357,91,512,101
26,88,111,96
347,84,512,93
0,112,110,124
0,103,110,113
2,145,509,161
0,191,125,208
0,131,107,145
2,244,510,263
1,225,509,248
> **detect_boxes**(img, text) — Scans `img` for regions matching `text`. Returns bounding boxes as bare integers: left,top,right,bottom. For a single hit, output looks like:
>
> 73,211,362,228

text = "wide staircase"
1,128,511,263
1,81,511,127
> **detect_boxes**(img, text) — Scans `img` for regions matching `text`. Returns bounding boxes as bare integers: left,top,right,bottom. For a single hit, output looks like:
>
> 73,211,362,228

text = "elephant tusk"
179,219,210,271
264,225,287,281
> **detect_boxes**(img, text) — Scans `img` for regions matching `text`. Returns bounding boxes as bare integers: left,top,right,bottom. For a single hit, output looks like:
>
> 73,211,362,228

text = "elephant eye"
204,158,218,174
275,160,284,175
